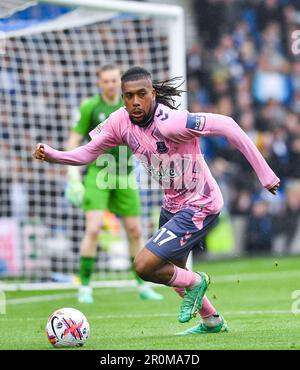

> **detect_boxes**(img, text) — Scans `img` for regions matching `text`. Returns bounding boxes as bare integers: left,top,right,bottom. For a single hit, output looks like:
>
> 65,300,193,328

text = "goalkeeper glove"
65,167,85,207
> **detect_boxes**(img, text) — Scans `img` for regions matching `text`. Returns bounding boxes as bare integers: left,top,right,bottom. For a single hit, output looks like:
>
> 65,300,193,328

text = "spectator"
277,181,300,253
187,0,300,254
288,136,300,178
245,199,273,254
252,47,291,104
256,0,284,32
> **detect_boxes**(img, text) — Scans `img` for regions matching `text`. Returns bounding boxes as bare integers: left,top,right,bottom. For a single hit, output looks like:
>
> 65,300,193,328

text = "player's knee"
134,257,151,281
126,225,141,242
86,222,102,240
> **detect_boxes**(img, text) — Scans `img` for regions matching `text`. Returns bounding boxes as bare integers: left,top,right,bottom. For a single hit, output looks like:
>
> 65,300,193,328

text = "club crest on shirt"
186,113,206,131
156,141,168,154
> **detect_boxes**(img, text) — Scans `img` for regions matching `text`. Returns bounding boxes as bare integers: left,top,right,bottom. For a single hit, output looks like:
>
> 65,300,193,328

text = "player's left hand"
268,181,280,195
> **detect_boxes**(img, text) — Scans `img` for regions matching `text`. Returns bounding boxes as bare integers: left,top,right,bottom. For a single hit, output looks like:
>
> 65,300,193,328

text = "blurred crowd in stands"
187,0,300,253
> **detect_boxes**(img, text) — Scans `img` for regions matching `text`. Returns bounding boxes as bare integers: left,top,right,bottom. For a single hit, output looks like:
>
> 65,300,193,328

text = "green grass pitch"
1,255,300,350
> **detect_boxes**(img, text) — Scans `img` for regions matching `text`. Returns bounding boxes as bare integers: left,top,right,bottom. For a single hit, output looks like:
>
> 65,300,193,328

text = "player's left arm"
188,113,280,194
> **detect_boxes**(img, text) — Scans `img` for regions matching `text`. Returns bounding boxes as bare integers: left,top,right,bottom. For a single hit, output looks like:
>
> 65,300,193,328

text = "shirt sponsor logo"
186,114,206,131
140,160,177,181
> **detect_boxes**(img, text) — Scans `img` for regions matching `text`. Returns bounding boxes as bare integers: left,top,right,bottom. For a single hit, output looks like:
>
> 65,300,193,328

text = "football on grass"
46,307,90,348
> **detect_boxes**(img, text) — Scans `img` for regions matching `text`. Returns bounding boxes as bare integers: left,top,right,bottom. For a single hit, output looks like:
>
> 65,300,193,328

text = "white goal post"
0,0,189,291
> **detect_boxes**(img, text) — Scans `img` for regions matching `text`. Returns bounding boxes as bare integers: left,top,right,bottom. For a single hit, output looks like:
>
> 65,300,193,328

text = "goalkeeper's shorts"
82,170,141,217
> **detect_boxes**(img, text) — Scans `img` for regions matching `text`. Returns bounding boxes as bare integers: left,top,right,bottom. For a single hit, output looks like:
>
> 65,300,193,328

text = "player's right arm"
33,113,123,165
33,140,102,165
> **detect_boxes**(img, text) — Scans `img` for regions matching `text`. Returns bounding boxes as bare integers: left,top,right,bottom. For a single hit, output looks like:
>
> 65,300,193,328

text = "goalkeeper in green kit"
66,64,163,303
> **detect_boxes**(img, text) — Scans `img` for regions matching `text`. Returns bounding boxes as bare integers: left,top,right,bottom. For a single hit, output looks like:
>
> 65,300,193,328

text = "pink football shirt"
43,104,280,227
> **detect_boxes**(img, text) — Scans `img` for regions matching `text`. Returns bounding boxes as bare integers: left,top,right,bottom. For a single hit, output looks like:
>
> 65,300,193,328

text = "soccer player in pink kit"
33,66,280,335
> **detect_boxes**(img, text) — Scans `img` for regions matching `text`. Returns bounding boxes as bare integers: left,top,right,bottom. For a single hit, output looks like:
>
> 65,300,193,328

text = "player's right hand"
33,143,45,161
65,180,85,207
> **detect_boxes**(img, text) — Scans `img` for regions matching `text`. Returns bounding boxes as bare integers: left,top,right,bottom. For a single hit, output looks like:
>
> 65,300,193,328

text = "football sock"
130,256,146,286
202,313,222,327
80,256,96,286
199,295,217,318
168,266,201,287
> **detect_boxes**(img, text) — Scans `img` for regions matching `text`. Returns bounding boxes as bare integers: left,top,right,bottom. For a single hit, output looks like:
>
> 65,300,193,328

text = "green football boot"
175,316,228,335
178,272,210,323
78,286,94,304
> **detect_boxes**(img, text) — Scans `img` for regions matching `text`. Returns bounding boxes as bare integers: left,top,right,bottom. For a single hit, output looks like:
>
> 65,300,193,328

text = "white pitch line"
6,293,77,305
5,288,135,305
2,268,300,292
3,269,300,305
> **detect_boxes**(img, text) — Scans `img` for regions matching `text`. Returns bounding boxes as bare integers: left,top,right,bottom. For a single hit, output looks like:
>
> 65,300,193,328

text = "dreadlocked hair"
121,66,185,110
153,77,185,110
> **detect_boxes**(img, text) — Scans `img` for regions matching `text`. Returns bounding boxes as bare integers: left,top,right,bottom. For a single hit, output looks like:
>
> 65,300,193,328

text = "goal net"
0,1,186,288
